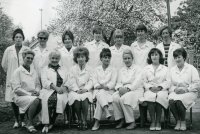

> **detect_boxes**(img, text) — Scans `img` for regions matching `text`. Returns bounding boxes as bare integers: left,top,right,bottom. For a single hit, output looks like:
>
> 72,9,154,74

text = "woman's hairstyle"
113,29,124,39
159,26,172,38
123,49,133,59
147,48,164,64
92,26,102,35
49,50,61,60
136,24,147,33
73,46,89,63
173,48,187,61
62,30,74,43
13,28,25,41
37,29,49,38
100,48,111,59
22,49,35,59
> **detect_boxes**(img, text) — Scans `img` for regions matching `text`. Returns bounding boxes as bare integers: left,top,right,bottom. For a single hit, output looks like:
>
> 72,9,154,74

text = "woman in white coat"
139,48,171,131
40,51,77,133
156,26,181,68
110,29,130,70
112,49,144,130
69,47,93,130
92,48,117,131
10,49,41,133
58,30,76,69
1,28,30,128
84,26,109,68
168,48,200,131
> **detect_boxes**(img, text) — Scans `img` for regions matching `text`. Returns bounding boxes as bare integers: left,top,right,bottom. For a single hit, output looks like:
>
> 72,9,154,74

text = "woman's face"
137,30,146,40
101,56,111,66
14,33,23,46
77,54,86,66
64,35,73,48
151,51,160,64
161,29,171,41
114,34,124,46
94,32,102,42
38,33,48,46
49,55,60,66
123,54,133,67
23,54,34,66
174,55,185,67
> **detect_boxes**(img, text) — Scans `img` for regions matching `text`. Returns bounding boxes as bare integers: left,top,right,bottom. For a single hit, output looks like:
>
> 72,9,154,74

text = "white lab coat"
110,44,131,70
32,47,50,78
84,40,109,68
1,45,30,102
113,64,144,109
10,65,41,113
168,63,200,109
40,65,77,124
68,64,93,105
131,41,154,68
156,42,181,69
139,64,171,109
58,46,76,69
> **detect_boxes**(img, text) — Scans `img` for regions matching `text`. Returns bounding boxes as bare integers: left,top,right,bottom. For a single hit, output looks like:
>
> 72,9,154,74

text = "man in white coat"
156,26,181,68
130,24,154,124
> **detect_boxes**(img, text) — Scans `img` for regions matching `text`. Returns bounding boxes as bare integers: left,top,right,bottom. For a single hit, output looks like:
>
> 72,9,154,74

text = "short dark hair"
173,48,187,61
147,48,164,64
92,26,102,35
73,47,89,63
13,28,25,41
100,48,111,59
159,26,172,38
62,30,74,43
136,24,147,33
22,49,35,59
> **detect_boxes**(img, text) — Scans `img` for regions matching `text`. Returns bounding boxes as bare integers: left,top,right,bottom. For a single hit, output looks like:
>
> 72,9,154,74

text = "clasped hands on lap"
174,82,189,94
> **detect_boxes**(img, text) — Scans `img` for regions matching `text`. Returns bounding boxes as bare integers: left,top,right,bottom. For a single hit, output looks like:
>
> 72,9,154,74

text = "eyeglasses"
39,37,47,40
26,57,33,60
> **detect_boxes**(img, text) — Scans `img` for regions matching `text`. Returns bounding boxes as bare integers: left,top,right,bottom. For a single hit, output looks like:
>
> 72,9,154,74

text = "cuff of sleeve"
94,83,100,89
115,84,123,90
27,92,32,96
47,81,52,89
169,86,176,93
124,84,133,91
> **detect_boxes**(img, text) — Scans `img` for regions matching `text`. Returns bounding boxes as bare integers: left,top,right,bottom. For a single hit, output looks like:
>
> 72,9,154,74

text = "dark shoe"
82,123,88,131
135,117,141,123
77,123,82,130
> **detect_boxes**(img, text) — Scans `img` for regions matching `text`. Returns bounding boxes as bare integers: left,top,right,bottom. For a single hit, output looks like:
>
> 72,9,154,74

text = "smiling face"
14,33,23,46
49,54,60,66
77,54,86,66
161,29,171,41
174,55,185,67
137,30,146,40
151,51,160,64
101,56,111,66
64,35,73,48
23,54,34,66
123,53,133,67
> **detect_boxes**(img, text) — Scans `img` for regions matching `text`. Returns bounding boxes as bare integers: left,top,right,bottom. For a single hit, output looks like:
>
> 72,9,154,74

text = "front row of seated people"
10,46,199,132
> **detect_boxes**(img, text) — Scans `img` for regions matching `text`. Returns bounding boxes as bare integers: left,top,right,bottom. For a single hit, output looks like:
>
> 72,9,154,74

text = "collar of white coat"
132,41,151,49
10,44,29,59
110,44,129,52
33,46,49,54
60,45,76,53
172,62,189,74
75,64,90,74
19,65,34,75
121,64,137,72
97,65,113,73
146,64,165,73
91,40,108,48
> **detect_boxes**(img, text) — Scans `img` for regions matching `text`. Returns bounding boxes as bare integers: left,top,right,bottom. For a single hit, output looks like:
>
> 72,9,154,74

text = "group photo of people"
1,23,200,133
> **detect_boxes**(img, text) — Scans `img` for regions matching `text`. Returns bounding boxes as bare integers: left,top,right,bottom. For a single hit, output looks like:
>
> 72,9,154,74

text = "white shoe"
42,126,48,133
13,122,19,128
92,124,100,131
21,122,26,127
180,121,186,131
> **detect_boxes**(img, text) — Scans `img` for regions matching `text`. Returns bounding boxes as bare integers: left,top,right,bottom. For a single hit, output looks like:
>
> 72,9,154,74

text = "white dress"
93,65,118,102
110,44,131,70
139,64,171,109
68,64,93,105
131,41,154,68
1,45,30,102
84,40,109,68
58,46,76,69
168,63,200,109
40,66,77,124
156,42,181,69
113,64,144,109
32,47,50,78
10,65,41,113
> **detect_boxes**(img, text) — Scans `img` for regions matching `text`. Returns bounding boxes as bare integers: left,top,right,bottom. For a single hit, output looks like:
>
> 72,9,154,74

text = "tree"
47,0,169,46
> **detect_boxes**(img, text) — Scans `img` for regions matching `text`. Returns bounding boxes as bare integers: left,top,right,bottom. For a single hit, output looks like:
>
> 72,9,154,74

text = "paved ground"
0,99,200,134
